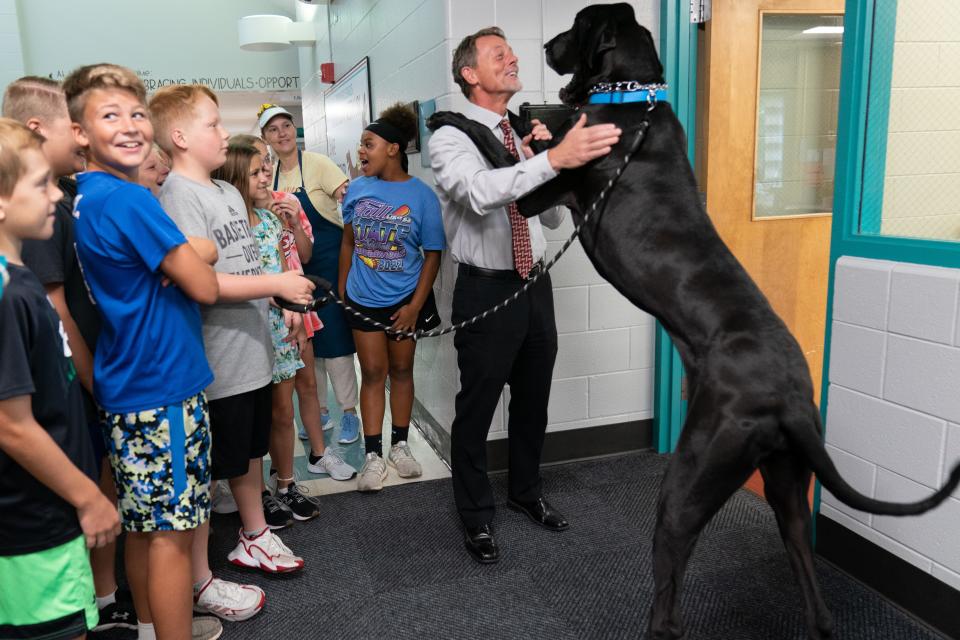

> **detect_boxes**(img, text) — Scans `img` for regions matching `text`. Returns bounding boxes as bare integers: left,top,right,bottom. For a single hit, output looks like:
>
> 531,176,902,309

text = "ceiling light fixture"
238,14,316,51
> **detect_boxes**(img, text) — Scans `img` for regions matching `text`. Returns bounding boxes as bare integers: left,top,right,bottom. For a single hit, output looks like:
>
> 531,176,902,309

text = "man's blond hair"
0,117,46,198
62,63,147,123
148,85,219,155
1,76,67,124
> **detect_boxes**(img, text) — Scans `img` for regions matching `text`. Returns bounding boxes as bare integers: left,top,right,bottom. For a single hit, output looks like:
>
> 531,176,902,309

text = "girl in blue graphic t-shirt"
338,103,445,493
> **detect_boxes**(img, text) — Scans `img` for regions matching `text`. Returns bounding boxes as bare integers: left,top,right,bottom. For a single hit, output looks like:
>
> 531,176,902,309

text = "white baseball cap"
257,103,294,130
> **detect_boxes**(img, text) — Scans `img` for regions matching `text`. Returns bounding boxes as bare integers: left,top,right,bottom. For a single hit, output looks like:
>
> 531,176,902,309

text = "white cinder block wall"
295,0,659,444
822,256,960,594
882,0,960,240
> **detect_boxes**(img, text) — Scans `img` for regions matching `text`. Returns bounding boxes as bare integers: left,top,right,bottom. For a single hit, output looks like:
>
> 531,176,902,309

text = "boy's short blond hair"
62,63,147,124
0,117,45,198
148,85,219,155
1,76,67,123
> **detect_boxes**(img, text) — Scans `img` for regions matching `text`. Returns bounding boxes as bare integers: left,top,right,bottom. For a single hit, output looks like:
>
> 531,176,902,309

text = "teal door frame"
654,0,698,453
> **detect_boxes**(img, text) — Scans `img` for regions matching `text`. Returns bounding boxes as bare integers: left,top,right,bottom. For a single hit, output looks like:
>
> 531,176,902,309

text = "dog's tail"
785,410,960,516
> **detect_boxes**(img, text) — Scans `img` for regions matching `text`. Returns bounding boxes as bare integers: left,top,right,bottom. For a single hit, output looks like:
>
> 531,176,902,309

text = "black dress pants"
450,266,558,528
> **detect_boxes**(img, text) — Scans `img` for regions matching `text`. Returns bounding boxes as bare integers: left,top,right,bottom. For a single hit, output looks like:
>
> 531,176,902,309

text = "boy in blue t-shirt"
338,103,445,493
0,118,120,639
64,64,219,640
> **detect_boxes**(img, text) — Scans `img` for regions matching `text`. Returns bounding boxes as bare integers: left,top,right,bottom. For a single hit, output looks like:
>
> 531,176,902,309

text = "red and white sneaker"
227,527,304,573
193,576,265,622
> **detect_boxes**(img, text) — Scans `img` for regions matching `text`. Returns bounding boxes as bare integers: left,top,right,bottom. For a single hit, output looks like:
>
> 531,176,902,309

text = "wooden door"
697,0,844,498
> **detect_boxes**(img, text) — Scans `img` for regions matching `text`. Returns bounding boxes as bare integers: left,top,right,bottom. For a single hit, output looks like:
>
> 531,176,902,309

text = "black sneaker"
262,490,293,530
93,593,137,631
275,483,319,521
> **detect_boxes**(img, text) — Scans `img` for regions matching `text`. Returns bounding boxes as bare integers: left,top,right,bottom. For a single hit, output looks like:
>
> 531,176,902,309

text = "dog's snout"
543,29,575,73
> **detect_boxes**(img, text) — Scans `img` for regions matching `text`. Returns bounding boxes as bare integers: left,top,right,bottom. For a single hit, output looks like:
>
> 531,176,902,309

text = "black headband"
365,119,407,146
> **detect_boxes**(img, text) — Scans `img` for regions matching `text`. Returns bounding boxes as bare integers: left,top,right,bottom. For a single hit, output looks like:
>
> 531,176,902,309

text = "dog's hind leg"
759,453,834,639
648,425,757,640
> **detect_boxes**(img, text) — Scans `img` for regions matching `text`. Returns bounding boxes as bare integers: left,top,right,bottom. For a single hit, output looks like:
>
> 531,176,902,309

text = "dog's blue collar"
588,82,668,107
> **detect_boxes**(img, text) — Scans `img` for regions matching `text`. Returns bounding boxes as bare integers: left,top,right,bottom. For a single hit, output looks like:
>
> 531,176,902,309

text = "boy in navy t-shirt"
0,118,120,639
65,64,219,640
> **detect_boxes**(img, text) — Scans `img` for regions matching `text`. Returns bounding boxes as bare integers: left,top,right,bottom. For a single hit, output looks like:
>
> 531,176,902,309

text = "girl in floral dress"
213,142,322,523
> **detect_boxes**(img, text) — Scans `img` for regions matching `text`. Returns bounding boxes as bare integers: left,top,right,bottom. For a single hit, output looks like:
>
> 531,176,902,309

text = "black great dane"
507,4,960,639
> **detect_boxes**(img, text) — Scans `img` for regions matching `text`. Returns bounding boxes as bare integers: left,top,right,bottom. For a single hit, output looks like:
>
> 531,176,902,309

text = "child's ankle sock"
365,433,382,457
277,476,294,494
95,588,117,609
391,424,409,445
243,527,267,539
138,622,156,640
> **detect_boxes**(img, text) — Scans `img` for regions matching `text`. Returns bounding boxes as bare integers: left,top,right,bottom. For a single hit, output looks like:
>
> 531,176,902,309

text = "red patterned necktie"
499,119,534,279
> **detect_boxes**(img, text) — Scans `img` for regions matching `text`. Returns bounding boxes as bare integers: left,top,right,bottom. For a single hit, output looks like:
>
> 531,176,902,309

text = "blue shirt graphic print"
342,176,445,307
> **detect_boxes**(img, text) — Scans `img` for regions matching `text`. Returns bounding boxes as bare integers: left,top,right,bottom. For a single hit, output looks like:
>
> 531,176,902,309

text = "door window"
861,0,960,240
754,13,844,219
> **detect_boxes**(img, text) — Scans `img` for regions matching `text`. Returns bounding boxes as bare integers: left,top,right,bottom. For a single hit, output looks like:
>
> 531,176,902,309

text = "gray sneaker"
307,449,357,480
192,616,223,640
387,441,423,478
357,452,387,492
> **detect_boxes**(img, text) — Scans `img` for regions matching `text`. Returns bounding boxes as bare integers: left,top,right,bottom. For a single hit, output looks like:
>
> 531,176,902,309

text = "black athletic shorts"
208,383,272,480
343,289,441,336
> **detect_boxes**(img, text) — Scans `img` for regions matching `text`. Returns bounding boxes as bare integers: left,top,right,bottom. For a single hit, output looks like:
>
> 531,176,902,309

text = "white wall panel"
887,264,959,344
825,387,946,488
820,445,876,525
828,322,887,396
873,469,960,573
833,256,892,330
884,335,960,423
826,257,960,596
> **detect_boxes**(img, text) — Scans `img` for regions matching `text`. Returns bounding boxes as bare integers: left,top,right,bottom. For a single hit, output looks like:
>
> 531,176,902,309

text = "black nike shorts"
343,289,441,337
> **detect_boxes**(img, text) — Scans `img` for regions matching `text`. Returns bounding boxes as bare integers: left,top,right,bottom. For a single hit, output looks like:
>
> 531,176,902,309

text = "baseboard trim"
412,398,653,470
815,514,960,639
486,419,653,471
411,398,451,464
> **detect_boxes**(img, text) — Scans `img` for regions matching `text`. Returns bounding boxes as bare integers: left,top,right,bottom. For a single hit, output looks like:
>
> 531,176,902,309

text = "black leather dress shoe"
507,497,570,531
464,524,500,564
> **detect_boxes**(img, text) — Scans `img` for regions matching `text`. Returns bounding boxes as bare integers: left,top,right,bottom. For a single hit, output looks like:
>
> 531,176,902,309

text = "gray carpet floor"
98,451,946,639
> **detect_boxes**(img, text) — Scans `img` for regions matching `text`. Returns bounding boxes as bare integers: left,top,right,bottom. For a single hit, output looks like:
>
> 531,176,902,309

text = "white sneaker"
193,576,265,622
308,449,357,480
211,480,238,515
388,441,423,478
191,616,223,640
227,528,304,573
358,452,387,492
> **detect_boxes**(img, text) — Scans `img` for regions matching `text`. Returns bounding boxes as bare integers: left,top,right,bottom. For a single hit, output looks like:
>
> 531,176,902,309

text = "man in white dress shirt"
430,26,621,564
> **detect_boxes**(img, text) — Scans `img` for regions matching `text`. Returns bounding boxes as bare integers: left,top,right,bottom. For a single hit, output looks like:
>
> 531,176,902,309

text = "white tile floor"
269,357,451,498
297,420,450,497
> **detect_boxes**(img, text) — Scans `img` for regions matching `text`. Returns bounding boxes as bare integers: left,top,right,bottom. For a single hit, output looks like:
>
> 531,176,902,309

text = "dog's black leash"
276,114,653,340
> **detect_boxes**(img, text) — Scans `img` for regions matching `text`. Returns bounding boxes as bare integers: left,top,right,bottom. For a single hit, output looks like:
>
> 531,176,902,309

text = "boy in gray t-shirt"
152,84,316,620
160,172,273,400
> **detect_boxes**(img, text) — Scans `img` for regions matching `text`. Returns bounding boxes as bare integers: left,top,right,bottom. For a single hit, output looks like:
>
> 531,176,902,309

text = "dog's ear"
641,28,665,81
586,24,617,63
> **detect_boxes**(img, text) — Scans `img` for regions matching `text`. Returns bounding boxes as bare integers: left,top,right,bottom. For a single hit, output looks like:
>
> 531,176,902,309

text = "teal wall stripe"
817,0,877,524
859,0,897,234
655,0,698,453
654,327,672,452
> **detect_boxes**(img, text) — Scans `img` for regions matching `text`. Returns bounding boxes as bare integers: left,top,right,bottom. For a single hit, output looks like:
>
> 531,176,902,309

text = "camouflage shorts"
102,392,211,532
